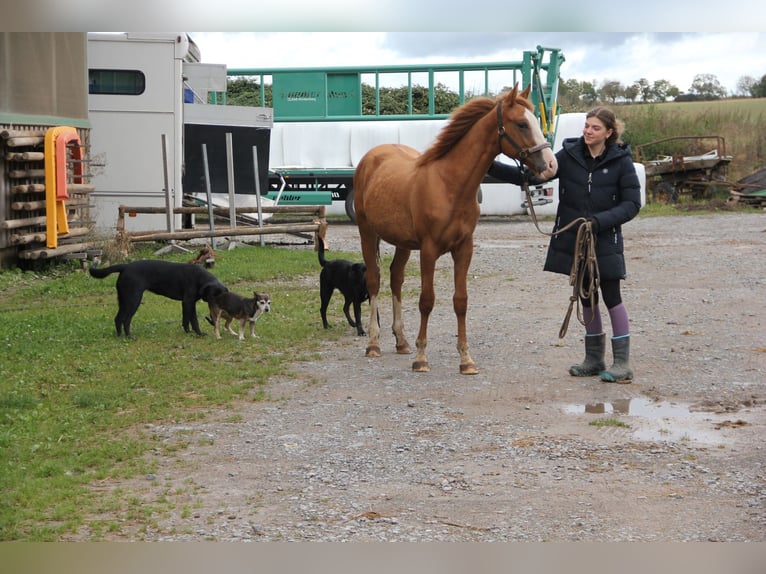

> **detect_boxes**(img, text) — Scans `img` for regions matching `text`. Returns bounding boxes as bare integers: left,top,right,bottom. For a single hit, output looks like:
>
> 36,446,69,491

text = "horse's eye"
516,122,529,130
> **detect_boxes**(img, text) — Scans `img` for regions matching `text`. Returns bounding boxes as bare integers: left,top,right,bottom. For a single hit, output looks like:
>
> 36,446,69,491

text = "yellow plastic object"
44,126,79,248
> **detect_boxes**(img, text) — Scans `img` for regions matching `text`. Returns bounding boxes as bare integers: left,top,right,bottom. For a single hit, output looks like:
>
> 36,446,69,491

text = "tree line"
224,72,766,115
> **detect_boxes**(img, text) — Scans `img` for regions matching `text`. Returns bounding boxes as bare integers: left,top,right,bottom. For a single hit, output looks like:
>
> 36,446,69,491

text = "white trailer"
87,32,273,233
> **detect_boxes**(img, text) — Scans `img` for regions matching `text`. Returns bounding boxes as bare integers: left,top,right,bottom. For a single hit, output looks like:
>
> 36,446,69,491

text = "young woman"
489,107,642,383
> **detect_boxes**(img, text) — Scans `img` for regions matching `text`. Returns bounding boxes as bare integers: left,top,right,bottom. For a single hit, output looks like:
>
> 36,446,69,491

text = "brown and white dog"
206,290,271,340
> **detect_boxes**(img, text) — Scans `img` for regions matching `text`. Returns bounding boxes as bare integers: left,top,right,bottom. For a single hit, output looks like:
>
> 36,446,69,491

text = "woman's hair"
586,106,624,146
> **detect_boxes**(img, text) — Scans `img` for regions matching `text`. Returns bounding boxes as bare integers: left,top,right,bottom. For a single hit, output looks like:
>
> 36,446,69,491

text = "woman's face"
583,116,613,149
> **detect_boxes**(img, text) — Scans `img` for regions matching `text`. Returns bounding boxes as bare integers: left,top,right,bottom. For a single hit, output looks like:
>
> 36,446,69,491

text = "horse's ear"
509,83,520,101
521,84,532,99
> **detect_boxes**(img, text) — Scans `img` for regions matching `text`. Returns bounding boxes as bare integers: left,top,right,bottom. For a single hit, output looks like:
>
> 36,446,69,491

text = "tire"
344,188,357,223
652,181,679,204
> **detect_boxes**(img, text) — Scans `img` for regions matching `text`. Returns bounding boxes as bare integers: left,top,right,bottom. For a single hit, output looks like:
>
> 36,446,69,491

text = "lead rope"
521,176,599,338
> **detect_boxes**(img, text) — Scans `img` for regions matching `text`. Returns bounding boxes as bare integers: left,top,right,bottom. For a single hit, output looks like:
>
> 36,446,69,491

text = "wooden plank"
3,136,45,148
67,183,95,193
9,169,45,179
1,129,46,139
10,232,47,245
17,241,99,260
1,215,47,229
11,200,47,210
124,222,322,242
12,184,46,194
5,151,45,161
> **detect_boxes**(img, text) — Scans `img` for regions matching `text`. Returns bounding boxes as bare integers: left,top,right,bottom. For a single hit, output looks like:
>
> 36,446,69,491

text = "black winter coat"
488,136,641,280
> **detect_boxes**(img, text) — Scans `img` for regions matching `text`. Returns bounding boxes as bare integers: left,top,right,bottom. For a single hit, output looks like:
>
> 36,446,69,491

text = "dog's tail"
317,235,328,268
88,264,127,279
205,316,215,327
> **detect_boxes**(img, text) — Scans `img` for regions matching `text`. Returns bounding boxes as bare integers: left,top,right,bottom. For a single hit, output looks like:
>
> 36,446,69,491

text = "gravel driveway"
73,211,766,541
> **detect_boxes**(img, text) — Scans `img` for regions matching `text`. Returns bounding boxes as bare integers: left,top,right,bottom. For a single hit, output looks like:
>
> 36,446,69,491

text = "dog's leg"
353,299,366,336
342,297,357,328
116,288,142,337
225,317,239,337
238,319,246,341
213,311,223,340
182,299,204,335
319,275,333,329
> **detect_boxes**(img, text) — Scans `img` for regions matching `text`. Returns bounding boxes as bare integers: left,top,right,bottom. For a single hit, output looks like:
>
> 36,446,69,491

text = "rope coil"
521,177,599,338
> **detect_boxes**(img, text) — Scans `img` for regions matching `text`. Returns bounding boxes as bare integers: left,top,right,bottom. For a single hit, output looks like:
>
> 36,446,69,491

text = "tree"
651,79,677,102
598,80,623,103
636,78,652,102
753,74,766,98
558,78,585,110
226,77,271,107
581,81,598,105
688,73,727,99
623,83,640,103
736,75,757,97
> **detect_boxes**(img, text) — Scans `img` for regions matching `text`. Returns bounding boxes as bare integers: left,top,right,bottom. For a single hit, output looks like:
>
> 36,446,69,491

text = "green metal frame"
224,46,564,142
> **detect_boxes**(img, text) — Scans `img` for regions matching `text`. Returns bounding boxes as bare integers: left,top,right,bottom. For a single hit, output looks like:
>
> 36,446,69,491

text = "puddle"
563,398,747,444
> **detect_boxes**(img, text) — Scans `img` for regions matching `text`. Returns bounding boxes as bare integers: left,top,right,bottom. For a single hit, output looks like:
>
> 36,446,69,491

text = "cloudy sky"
190,32,765,97
6,1,764,95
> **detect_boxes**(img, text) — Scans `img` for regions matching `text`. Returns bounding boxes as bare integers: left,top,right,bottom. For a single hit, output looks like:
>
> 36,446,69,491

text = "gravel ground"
72,211,765,541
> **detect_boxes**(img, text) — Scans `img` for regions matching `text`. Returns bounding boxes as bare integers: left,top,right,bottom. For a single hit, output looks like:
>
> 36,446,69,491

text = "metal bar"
201,143,217,249
253,146,265,247
162,134,173,232
226,132,236,230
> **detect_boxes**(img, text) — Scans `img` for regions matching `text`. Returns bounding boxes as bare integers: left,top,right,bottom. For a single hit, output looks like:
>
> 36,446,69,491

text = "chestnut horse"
353,84,558,374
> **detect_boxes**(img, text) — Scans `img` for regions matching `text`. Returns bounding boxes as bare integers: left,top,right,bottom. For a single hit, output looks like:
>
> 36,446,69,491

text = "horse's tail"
89,263,127,279
317,235,328,268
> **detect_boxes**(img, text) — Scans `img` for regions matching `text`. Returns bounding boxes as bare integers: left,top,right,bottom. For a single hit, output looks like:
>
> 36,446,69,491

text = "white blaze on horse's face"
524,107,558,179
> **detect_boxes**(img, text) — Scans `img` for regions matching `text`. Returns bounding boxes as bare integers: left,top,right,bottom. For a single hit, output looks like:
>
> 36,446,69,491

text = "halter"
496,100,551,159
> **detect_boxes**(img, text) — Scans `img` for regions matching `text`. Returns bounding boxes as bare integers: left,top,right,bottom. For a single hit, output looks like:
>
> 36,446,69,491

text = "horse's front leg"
360,234,382,357
452,239,478,375
390,247,412,354
413,247,438,372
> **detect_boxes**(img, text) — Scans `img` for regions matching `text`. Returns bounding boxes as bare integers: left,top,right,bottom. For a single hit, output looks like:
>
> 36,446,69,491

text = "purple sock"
583,304,603,335
608,303,630,337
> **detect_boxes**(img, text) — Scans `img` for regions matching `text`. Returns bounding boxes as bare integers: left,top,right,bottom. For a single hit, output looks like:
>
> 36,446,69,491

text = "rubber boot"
569,333,606,377
601,335,633,383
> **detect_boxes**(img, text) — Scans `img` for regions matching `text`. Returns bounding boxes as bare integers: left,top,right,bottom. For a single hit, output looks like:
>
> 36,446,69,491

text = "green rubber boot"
569,333,606,377
601,335,633,383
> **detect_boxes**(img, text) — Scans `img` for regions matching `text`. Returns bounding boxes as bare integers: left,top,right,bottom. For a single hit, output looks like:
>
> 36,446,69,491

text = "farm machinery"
635,135,734,203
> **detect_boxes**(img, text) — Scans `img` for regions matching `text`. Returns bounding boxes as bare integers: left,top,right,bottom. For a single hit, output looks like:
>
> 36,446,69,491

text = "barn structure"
0,33,97,267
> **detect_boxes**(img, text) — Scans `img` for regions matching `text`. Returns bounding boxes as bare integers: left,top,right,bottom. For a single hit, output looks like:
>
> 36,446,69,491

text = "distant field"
618,97,766,182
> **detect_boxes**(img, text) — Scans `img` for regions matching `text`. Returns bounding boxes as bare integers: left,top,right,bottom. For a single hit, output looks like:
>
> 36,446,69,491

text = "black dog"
317,235,369,336
89,260,228,337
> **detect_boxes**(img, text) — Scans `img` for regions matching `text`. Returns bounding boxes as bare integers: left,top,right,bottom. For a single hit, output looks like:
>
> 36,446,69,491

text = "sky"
4,1,764,95
191,32,766,97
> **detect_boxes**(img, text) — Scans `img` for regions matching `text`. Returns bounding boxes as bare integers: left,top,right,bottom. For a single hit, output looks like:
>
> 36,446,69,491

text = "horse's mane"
416,90,533,166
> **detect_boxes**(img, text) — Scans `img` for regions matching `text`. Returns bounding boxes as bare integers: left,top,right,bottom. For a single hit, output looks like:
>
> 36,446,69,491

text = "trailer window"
89,69,146,95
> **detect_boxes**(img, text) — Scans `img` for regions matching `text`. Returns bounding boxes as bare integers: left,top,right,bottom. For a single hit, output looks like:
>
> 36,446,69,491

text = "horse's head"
497,85,557,179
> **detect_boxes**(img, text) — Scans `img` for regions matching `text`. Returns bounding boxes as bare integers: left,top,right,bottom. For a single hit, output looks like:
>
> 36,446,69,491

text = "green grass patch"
0,241,369,540
589,418,631,429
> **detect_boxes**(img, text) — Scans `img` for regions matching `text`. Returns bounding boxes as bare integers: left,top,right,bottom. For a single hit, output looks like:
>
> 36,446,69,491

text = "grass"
620,98,766,182
0,239,369,541
589,418,631,429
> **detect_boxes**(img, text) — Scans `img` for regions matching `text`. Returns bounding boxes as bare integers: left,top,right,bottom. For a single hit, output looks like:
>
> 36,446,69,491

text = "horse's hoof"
412,360,430,372
396,344,411,354
366,345,381,357
460,363,479,375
